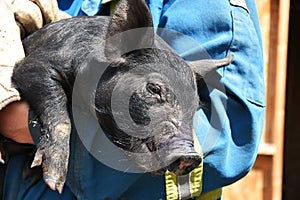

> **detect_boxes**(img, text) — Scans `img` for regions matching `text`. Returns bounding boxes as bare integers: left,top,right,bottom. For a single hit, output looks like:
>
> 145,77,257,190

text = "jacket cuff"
0,84,20,111
0,66,20,110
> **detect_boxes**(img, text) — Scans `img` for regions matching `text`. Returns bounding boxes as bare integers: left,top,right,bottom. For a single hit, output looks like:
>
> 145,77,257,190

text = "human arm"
0,101,33,145
0,0,69,161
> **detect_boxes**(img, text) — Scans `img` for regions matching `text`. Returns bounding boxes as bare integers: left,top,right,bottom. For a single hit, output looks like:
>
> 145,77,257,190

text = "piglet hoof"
31,123,71,194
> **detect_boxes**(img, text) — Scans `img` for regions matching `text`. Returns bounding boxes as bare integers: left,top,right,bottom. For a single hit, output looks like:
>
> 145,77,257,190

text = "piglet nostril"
167,156,202,175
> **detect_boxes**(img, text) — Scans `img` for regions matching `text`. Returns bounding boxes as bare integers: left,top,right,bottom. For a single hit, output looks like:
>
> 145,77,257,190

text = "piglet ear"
105,0,154,60
189,55,234,80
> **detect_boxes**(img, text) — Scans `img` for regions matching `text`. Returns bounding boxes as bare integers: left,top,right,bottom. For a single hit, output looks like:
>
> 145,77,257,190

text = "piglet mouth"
167,156,202,175
150,156,202,176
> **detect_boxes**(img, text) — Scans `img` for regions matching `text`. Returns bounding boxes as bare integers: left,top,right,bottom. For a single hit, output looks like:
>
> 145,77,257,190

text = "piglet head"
95,0,233,175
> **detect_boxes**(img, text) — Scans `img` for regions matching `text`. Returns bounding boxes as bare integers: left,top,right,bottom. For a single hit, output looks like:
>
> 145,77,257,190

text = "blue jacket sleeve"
151,0,265,193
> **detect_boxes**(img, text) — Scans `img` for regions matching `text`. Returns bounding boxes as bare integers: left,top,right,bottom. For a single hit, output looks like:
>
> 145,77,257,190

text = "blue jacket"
3,0,265,199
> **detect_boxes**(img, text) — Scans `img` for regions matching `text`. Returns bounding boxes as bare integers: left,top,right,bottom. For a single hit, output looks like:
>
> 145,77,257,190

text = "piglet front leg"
12,65,72,193
31,120,71,194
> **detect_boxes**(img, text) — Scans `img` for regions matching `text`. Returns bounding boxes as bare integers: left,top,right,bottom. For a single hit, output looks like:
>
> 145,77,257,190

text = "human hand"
11,0,70,37
0,101,34,144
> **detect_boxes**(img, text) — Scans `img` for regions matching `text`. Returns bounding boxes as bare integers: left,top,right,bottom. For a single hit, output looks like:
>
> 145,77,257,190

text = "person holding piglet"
0,0,265,199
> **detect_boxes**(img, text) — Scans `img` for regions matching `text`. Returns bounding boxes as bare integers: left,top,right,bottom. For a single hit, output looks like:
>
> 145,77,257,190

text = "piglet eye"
146,83,161,96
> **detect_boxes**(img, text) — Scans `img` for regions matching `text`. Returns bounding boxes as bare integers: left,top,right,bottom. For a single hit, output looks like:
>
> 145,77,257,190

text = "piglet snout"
167,155,202,175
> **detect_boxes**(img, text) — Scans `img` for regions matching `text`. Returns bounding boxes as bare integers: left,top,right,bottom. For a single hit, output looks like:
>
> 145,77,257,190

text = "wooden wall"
283,0,300,199
222,0,290,199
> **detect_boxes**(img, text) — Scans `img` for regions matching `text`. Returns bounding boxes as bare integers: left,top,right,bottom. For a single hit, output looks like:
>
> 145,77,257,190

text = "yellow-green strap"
165,161,203,200
196,188,222,200
165,170,179,200
165,167,221,200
